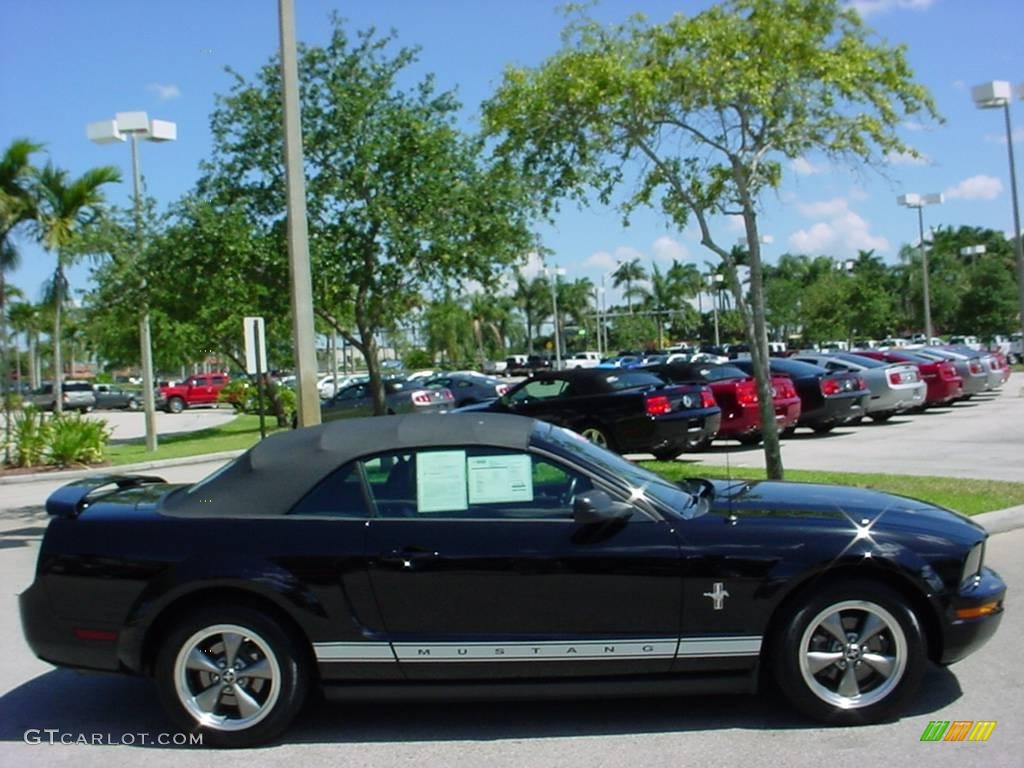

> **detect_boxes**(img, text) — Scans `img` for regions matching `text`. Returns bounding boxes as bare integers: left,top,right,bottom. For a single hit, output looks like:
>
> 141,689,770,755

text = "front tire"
771,581,926,724
167,396,185,414
155,605,309,748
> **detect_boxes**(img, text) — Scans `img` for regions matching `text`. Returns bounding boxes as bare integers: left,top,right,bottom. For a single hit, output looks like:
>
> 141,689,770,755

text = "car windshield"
534,422,701,518
600,371,664,391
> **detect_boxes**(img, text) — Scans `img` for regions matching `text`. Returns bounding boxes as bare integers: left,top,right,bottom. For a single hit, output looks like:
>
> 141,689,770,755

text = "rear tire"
771,581,926,724
812,424,835,434
155,605,309,748
781,426,797,437
737,432,762,446
869,412,893,423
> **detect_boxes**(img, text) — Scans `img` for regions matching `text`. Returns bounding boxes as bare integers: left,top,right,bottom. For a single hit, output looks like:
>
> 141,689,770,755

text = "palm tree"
7,300,38,388
513,273,550,354
34,163,120,412
556,277,595,350
612,258,647,313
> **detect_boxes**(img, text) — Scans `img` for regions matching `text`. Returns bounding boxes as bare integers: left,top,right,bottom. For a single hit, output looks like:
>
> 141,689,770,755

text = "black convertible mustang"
20,414,1004,747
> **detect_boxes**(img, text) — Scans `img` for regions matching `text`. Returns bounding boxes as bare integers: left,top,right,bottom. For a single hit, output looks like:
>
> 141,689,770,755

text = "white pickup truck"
566,351,602,368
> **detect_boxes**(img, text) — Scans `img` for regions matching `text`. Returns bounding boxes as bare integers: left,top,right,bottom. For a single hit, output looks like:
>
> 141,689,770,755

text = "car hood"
707,479,984,539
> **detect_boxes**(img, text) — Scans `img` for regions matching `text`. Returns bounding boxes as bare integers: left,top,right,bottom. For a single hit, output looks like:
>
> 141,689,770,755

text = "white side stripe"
314,636,762,663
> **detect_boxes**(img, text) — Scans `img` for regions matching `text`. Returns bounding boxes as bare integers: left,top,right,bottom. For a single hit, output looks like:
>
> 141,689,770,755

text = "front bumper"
940,566,1006,665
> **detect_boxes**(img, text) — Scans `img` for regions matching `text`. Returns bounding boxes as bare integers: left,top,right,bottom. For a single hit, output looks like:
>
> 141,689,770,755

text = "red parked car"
852,350,962,407
649,362,801,446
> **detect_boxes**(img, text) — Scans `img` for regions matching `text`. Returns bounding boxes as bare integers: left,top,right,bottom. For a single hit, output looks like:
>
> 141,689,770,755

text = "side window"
509,379,572,403
289,461,372,518
825,361,850,372
212,376,227,385
362,448,592,521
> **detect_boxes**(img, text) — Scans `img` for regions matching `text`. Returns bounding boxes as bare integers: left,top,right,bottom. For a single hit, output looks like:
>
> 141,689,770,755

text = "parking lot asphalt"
0,507,1018,767
657,372,1024,482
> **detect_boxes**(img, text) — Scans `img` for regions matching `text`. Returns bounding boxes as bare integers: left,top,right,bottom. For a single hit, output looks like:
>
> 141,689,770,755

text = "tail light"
855,376,866,390
939,363,959,381
777,378,796,398
820,377,841,396
411,391,433,405
701,387,716,408
496,384,509,396
645,394,672,416
736,379,758,405
969,361,982,375
888,371,902,385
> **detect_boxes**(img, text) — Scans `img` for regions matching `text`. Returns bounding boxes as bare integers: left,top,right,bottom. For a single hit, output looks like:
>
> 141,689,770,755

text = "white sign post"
243,316,268,439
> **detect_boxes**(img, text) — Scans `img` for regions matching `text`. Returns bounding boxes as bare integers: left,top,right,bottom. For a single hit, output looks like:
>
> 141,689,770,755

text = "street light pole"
710,274,723,347
545,266,566,369
278,0,320,427
87,111,176,452
897,193,943,343
972,81,1024,354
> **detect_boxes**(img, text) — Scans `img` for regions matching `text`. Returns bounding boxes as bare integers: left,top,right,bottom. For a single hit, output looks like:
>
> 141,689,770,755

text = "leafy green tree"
556,277,596,351
959,257,1019,342
201,18,533,414
34,163,121,412
483,0,938,479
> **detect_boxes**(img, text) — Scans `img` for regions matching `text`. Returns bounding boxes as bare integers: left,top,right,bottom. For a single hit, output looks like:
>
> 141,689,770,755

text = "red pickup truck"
157,373,230,413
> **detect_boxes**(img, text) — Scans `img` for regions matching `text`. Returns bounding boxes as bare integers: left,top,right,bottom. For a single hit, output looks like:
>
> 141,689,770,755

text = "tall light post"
278,0,320,426
87,112,176,452
545,266,566,369
897,193,943,343
709,273,724,347
972,80,1024,352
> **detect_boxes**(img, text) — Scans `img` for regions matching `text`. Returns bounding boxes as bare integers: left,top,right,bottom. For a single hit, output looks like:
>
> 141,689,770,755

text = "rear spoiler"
45,475,166,518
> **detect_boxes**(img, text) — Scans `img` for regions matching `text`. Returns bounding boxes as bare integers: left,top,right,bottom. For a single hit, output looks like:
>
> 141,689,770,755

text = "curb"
0,450,245,486
973,505,1024,535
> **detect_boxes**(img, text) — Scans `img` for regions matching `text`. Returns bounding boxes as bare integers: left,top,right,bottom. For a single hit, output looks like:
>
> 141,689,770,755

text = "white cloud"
952,79,967,92
985,126,1024,145
582,245,645,272
792,157,826,176
797,197,850,219
519,250,546,279
651,236,690,263
944,175,1003,201
849,0,936,18
885,149,930,166
902,120,926,132
726,214,745,233
147,82,181,101
849,185,869,202
789,198,890,256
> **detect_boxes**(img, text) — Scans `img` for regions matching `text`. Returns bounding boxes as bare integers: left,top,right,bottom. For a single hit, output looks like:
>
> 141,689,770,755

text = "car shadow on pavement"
0,663,963,747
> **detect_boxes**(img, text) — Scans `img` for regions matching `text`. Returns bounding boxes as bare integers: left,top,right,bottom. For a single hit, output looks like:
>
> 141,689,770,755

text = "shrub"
46,413,111,467
219,378,296,425
10,407,50,467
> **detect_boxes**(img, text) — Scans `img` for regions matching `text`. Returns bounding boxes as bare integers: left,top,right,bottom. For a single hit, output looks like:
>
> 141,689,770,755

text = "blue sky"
2,0,1022,307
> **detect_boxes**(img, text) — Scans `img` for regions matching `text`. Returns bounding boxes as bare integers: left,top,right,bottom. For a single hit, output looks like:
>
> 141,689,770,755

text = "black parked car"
21,414,1005,747
92,383,141,411
462,368,720,460
506,355,552,377
423,372,509,408
315,379,453,423
731,357,869,434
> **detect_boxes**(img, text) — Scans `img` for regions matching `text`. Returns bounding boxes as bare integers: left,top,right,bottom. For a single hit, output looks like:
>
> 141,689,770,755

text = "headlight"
961,541,985,586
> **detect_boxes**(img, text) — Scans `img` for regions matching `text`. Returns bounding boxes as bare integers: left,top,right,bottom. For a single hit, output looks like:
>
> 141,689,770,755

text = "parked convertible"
792,352,925,422
463,368,721,460
20,414,1005,746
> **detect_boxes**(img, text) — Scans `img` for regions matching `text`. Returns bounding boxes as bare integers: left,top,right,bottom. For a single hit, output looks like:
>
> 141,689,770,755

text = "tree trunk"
739,208,784,481
360,324,385,415
53,264,64,415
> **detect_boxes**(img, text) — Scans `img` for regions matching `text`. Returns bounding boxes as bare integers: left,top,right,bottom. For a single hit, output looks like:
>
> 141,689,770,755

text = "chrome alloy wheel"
581,427,608,448
797,600,908,710
173,623,281,732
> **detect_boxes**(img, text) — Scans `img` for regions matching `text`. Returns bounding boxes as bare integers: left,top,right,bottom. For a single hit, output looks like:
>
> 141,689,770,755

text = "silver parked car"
29,381,97,413
793,352,926,422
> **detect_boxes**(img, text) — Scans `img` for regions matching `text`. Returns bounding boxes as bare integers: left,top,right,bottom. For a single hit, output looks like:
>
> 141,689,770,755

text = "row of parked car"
26,381,142,413
305,343,1011,460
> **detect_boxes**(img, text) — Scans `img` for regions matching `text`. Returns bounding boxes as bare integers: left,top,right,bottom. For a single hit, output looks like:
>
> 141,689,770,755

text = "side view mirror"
573,489,633,525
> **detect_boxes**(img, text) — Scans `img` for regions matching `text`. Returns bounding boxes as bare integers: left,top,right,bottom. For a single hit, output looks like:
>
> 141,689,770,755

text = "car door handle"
379,548,440,569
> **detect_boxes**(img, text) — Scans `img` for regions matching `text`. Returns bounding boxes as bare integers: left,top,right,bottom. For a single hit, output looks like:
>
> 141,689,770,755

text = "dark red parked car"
852,350,962,407
650,362,801,446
